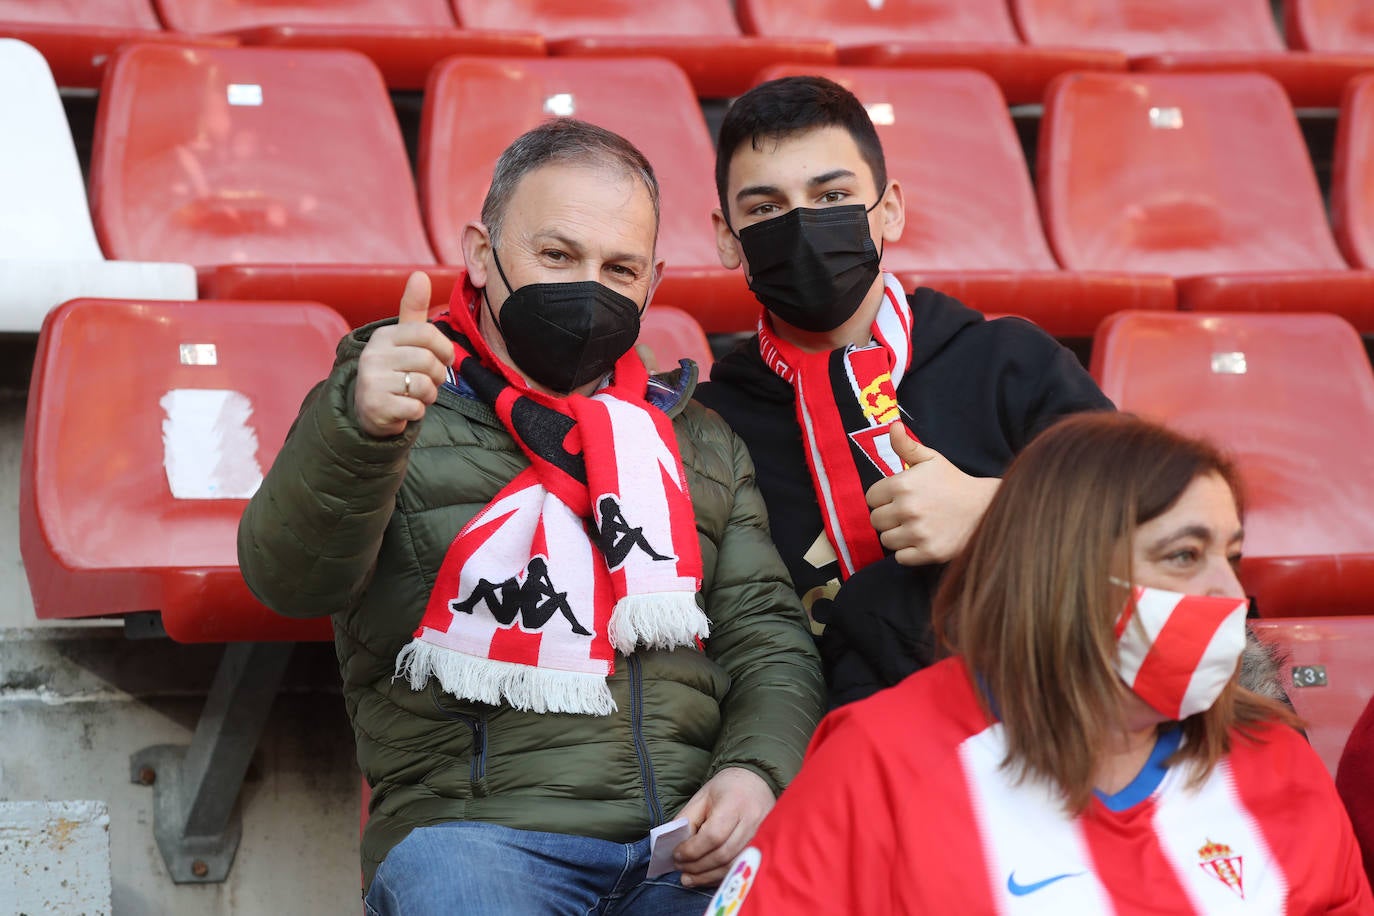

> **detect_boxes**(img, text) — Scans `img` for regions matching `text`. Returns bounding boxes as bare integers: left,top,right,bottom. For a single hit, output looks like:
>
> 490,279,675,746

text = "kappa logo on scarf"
593,494,673,569
395,285,707,716
451,554,590,637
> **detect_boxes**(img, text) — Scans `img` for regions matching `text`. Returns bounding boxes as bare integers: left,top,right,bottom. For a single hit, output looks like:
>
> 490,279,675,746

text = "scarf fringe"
608,593,711,655
395,640,618,716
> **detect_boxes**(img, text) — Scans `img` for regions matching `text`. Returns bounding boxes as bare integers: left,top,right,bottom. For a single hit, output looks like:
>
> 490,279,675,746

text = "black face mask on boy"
483,248,645,394
734,196,884,333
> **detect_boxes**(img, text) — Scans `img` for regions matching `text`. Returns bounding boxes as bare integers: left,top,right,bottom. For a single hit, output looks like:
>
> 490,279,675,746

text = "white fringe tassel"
608,592,711,655
395,641,617,716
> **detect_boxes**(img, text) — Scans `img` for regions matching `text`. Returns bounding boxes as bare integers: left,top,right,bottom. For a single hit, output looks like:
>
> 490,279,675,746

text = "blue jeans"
364,821,716,916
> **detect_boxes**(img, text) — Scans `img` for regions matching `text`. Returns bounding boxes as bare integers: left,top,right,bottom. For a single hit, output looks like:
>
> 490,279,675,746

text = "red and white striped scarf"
757,273,914,580
395,284,707,716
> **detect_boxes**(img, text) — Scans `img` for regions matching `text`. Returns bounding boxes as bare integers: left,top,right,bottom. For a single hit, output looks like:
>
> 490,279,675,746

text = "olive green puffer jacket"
238,320,824,890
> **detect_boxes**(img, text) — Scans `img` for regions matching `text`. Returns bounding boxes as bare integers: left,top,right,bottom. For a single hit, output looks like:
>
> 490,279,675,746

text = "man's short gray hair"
480,118,660,246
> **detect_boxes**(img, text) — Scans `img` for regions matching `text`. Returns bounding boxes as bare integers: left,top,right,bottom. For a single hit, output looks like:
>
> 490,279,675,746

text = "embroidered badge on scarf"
394,281,708,716
757,273,914,579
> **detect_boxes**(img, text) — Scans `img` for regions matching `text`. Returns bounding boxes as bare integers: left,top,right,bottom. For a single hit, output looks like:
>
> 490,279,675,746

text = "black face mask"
735,199,883,333
483,248,644,394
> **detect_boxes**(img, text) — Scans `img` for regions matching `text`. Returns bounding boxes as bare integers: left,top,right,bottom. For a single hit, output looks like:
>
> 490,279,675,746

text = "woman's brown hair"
933,412,1297,813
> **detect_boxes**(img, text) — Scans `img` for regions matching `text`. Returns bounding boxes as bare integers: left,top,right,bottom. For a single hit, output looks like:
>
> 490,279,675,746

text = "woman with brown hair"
703,412,1373,915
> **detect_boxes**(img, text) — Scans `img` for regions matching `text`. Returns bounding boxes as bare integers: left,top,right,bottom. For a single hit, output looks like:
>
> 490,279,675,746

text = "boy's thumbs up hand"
865,422,1001,566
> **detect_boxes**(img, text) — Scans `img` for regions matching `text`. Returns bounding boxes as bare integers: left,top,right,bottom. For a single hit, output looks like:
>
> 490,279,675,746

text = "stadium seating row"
6,0,1374,104
21,305,1374,642
9,38,1374,336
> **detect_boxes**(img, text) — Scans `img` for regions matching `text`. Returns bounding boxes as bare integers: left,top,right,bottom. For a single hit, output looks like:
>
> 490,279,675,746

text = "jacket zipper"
628,655,664,825
432,692,487,789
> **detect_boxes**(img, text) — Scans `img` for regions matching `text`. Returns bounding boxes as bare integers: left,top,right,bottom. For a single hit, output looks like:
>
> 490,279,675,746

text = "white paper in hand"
646,817,694,879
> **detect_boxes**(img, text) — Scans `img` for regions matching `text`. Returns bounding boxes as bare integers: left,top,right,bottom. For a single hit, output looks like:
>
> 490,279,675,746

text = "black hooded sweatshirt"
694,286,1114,706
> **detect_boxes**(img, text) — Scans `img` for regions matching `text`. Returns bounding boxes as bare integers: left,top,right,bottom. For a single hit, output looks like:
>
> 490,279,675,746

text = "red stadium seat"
1252,617,1374,778
1012,0,1374,107
736,0,1124,106
419,55,755,333
0,0,233,87
750,65,1173,336
19,297,345,642
1091,311,1374,620
0,38,195,331
639,306,713,374
151,0,543,90
449,0,835,98
1333,74,1374,269
1287,0,1374,53
1040,72,1374,331
89,43,465,327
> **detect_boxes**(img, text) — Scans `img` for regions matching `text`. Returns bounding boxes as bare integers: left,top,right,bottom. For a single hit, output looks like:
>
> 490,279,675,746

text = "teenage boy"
694,76,1113,705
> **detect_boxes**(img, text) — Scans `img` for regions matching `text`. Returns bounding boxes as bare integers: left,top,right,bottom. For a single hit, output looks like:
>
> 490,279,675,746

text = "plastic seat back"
1254,617,1374,777
639,306,713,374
153,0,454,31
1040,72,1346,275
754,65,1057,272
1333,74,1374,268
737,0,1021,46
451,0,742,38
0,38,105,261
89,43,435,267
1285,0,1374,53
0,0,161,28
420,56,719,273
20,298,348,640
1012,0,1284,54
1091,311,1374,617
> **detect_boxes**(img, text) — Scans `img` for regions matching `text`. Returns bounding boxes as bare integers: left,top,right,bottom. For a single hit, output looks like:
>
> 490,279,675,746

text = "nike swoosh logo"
1006,871,1084,896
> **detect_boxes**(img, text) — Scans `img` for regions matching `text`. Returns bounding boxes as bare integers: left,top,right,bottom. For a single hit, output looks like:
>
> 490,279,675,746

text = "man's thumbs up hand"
354,271,457,439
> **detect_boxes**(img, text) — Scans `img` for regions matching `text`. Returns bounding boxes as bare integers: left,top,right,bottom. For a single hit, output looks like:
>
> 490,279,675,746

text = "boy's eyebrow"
734,169,861,204
809,168,857,187
735,183,781,203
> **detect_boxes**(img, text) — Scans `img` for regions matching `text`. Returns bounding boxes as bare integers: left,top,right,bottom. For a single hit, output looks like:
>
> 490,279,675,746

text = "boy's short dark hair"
714,75,887,218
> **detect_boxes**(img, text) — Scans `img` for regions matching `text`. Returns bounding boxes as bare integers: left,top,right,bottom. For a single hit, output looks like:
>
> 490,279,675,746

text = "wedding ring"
403,372,412,398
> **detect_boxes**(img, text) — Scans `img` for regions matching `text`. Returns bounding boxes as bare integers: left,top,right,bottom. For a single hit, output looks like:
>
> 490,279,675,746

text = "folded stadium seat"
0,38,194,332
19,297,345,642
419,56,757,333
1012,0,1374,107
449,0,835,98
750,64,1172,337
1252,617,1374,778
89,43,466,327
1286,0,1374,54
0,0,234,87
1333,74,1374,269
151,0,543,91
1091,311,1374,620
1040,72,1374,331
735,0,1125,106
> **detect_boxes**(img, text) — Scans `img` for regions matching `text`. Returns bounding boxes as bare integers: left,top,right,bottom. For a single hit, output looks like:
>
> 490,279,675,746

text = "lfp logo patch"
707,847,762,915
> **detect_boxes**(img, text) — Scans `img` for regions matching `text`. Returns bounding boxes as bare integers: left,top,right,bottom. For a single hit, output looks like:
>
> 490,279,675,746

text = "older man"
238,119,822,915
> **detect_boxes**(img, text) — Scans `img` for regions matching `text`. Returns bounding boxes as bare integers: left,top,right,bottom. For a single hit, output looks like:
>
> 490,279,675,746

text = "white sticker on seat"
227,83,263,107
160,389,264,500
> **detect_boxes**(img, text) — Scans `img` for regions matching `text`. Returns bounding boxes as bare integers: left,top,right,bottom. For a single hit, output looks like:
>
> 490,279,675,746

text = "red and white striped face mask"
1111,581,1249,720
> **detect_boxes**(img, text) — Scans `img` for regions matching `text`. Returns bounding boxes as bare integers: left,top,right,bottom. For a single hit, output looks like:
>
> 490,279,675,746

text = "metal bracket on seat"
130,641,294,883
